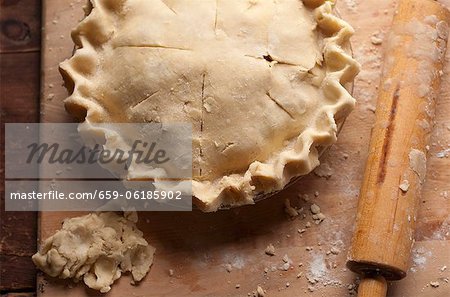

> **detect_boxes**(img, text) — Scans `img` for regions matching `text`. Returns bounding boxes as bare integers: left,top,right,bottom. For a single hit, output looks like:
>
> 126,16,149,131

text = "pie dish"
60,0,360,212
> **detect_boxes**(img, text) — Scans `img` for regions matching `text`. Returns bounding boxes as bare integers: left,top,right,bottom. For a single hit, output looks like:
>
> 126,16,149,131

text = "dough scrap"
60,0,360,211
409,149,427,183
399,179,410,192
32,212,155,293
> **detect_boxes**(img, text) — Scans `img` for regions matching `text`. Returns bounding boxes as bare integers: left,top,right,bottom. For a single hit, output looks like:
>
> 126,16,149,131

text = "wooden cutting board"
38,0,450,296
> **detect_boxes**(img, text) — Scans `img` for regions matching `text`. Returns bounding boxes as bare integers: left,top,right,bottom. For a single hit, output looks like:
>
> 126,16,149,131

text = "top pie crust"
60,0,360,211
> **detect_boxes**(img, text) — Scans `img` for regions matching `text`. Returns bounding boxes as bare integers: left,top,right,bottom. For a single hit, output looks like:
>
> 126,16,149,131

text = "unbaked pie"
60,0,360,211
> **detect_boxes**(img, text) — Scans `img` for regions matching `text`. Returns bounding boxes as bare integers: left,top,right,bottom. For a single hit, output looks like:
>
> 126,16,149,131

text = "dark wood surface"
0,0,41,295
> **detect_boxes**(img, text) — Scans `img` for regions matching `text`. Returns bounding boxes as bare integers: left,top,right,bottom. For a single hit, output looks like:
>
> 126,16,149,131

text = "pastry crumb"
371,36,383,45
399,180,410,192
310,204,321,214
436,148,450,158
430,281,440,288
225,264,232,273
409,149,427,183
281,262,290,271
284,199,299,218
256,285,266,296
312,212,326,224
314,162,334,179
330,247,340,255
265,244,276,256
46,93,55,101
300,193,310,202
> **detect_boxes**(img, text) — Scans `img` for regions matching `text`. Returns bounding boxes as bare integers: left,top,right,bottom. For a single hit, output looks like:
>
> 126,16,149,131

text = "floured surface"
39,0,450,296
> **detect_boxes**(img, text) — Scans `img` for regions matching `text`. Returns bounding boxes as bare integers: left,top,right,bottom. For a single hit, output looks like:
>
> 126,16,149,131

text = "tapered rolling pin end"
357,276,388,297
346,261,398,297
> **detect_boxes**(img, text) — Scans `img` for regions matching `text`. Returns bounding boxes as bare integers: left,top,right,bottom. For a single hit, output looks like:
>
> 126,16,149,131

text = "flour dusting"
310,253,327,279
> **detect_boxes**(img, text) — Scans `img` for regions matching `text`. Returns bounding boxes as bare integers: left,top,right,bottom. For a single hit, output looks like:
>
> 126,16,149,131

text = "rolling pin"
346,0,450,296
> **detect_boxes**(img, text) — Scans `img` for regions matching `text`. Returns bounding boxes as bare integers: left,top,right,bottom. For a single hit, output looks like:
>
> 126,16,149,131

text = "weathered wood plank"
0,255,36,292
0,53,40,292
0,0,41,53
1,293,36,297
0,52,40,120
0,1,41,292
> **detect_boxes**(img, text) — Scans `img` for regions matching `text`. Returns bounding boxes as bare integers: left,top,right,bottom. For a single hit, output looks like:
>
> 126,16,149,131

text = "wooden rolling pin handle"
357,276,388,297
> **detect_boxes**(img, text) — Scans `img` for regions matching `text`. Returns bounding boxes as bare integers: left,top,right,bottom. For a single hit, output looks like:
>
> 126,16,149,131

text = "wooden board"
38,1,450,296
0,0,41,292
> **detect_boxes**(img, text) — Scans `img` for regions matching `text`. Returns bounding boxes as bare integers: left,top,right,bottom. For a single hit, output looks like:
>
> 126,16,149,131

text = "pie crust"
60,0,360,211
